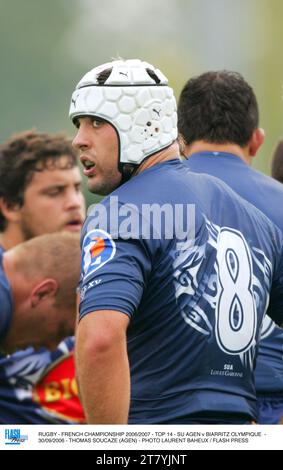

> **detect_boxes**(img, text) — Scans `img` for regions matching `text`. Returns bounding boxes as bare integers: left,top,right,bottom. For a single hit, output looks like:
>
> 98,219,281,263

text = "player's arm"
75,309,130,424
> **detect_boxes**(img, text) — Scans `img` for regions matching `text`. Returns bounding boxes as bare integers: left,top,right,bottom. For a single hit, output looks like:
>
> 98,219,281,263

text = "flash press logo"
5,429,28,445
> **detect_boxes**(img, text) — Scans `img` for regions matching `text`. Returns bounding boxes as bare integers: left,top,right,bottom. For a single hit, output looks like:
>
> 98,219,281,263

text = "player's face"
19,158,85,239
72,117,122,195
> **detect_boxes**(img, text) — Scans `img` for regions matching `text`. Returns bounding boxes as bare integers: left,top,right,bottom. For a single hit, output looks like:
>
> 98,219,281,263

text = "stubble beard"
88,173,122,196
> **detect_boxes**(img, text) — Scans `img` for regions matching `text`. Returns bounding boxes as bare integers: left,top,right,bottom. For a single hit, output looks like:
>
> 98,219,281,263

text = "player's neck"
0,225,26,250
184,141,251,165
134,142,180,176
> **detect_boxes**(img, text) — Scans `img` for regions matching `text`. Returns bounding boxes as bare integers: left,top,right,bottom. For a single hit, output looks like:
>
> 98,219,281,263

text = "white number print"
215,228,256,355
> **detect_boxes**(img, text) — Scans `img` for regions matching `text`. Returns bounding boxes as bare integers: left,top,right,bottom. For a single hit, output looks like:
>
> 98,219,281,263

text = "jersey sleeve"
79,227,152,320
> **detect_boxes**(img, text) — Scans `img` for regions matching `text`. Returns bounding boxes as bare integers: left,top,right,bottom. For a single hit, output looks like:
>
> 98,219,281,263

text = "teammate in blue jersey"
0,131,85,424
0,336,85,424
271,139,283,184
0,232,80,354
177,70,283,424
71,59,283,424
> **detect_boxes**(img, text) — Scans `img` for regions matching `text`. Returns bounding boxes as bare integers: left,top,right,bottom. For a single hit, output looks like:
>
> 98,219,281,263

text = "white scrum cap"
69,59,177,167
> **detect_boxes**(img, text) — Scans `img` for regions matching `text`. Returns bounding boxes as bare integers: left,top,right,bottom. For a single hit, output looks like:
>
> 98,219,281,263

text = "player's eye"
92,117,105,128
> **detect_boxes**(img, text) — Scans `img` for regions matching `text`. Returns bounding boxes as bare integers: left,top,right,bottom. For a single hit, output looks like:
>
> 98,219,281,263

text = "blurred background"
1,0,283,205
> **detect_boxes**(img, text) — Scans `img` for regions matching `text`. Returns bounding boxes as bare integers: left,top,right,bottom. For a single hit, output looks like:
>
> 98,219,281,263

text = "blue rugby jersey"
185,151,283,401
0,247,83,423
80,159,283,423
0,337,84,423
185,152,283,232
255,315,283,393
0,247,13,342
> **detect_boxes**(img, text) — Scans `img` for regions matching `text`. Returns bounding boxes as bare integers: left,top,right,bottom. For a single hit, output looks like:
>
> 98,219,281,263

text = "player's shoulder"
250,165,283,193
0,246,13,339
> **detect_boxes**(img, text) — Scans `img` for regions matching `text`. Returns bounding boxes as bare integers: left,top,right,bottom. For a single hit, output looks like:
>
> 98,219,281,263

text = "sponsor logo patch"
82,229,116,280
32,353,85,423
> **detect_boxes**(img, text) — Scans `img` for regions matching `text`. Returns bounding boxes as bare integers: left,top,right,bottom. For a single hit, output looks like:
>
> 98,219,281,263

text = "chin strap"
119,163,137,185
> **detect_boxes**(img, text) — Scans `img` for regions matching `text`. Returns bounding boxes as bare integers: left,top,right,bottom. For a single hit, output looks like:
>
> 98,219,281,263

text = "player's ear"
0,198,22,224
178,134,189,158
249,128,265,157
30,279,58,307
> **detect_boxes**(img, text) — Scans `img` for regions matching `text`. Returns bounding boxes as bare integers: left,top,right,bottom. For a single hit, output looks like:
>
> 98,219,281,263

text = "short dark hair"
177,71,259,147
97,67,113,85
271,140,283,184
0,130,78,231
